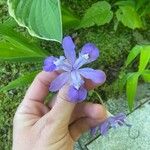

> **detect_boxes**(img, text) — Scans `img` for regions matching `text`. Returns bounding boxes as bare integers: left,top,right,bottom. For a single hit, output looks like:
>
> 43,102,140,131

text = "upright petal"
54,56,72,72
79,68,106,84
49,72,69,92
71,70,84,90
68,86,87,103
62,36,76,65
81,43,99,62
73,55,87,69
43,56,57,72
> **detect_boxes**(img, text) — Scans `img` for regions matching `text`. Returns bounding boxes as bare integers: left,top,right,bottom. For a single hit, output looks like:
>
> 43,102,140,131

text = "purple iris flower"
91,113,131,136
43,36,106,102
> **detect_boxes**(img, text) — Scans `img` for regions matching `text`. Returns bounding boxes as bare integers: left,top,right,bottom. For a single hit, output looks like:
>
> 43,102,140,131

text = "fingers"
69,104,107,141
84,78,98,90
24,71,59,103
69,102,103,124
44,85,76,126
45,78,103,126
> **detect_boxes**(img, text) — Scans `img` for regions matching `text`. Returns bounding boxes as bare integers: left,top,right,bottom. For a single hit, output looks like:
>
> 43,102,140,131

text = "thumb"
47,85,76,125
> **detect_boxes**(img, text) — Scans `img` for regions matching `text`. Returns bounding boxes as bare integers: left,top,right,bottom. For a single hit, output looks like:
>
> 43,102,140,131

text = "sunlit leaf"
126,72,140,111
116,6,143,29
119,73,131,94
0,71,39,92
125,45,142,67
78,1,113,28
8,0,62,42
138,45,150,72
142,70,150,83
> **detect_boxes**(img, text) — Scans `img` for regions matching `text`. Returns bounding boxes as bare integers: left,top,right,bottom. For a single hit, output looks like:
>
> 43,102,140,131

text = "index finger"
24,71,59,103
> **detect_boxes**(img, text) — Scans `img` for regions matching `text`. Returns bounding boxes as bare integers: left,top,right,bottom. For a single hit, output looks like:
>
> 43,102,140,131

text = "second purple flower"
43,36,106,103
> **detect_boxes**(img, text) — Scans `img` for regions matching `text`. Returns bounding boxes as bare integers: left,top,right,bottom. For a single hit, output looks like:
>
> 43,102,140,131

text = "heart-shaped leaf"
116,6,143,29
78,1,113,29
8,0,62,42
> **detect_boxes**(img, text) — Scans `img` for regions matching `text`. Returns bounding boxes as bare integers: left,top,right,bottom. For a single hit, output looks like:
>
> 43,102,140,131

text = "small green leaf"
125,45,142,67
0,41,44,62
116,6,143,29
78,1,113,29
126,72,140,111
0,71,39,92
142,70,150,82
138,45,150,72
8,0,62,42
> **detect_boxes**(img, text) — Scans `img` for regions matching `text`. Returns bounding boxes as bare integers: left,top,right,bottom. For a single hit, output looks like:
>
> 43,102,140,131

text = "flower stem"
93,90,105,105
94,90,113,117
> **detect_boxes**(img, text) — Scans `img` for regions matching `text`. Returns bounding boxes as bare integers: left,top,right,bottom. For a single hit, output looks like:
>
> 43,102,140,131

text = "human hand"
13,71,107,150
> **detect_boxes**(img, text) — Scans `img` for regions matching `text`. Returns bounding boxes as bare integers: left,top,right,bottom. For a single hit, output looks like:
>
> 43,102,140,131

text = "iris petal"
43,56,56,72
79,68,106,84
71,71,84,90
62,36,76,65
99,120,110,135
49,72,69,92
81,43,99,62
68,86,87,103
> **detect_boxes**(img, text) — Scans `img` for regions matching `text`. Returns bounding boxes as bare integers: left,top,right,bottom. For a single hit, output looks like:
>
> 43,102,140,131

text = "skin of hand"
13,71,107,150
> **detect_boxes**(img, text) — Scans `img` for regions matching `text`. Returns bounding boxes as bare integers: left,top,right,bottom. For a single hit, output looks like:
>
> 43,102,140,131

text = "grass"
0,0,150,149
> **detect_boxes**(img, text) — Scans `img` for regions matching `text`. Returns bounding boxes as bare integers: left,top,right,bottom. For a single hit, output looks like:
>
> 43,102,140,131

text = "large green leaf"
138,45,150,72
0,41,44,62
78,1,113,29
0,71,39,92
116,6,143,29
142,70,150,83
8,0,62,42
0,23,47,56
125,45,142,67
126,72,140,111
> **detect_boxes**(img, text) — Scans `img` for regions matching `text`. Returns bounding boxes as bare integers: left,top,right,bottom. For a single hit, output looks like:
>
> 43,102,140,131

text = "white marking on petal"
81,53,89,60
71,71,84,90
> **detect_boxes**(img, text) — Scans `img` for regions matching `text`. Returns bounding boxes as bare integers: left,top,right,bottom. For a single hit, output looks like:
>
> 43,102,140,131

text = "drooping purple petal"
43,56,56,72
99,113,130,135
99,120,110,135
112,113,126,122
49,72,69,92
108,113,126,126
79,68,106,84
71,70,84,90
68,86,87,103
81,43,99,62
90,127,97,136
62,36,76,65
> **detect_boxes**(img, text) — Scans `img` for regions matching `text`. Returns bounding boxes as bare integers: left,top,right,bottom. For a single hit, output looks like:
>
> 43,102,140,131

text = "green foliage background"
0,0,150,149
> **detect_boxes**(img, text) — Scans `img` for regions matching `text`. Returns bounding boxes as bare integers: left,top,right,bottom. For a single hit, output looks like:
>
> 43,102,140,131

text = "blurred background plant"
0,0,150,149
119,45,150,111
